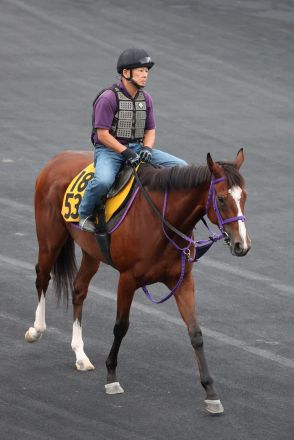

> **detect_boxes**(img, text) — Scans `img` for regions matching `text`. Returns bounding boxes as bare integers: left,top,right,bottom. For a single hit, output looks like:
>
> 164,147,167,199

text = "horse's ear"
207,153,214,172
207,153,221,175
235,148,244,170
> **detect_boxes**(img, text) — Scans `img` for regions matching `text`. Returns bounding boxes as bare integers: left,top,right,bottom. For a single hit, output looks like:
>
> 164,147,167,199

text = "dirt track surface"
1,1,293,439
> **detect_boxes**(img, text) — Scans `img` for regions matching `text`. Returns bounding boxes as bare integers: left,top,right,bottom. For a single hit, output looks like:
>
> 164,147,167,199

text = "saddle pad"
61,163,136,223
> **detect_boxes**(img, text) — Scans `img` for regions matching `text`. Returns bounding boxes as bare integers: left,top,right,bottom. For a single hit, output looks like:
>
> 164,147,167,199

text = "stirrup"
79,216,96,233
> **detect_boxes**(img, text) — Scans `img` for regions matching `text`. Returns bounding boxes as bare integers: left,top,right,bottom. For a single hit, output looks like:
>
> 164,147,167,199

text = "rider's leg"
127,142,187,167
78,145,124,231
150,148,188,167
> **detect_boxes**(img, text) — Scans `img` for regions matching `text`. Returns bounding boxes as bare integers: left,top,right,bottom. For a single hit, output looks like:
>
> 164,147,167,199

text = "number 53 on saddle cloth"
61,163,137,227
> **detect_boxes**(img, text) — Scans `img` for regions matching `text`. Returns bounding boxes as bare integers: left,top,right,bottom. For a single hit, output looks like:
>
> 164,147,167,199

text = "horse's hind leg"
25,219,68,342
71,251,100,371
25,253,62,342
24,263,48,342
169,272,224,415
105,273,136,394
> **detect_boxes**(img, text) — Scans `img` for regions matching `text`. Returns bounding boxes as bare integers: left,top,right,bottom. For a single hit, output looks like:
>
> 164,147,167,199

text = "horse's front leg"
168,271,224,415
105,273,136,395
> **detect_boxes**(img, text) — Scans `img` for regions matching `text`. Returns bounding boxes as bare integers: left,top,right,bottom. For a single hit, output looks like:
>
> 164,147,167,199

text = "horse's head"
206,148,251,257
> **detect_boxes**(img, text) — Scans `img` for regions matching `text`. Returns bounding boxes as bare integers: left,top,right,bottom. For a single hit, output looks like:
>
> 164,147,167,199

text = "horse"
25,148,251,414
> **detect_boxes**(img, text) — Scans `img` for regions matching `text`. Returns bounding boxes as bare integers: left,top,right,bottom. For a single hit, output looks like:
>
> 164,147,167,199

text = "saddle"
61,163,138,267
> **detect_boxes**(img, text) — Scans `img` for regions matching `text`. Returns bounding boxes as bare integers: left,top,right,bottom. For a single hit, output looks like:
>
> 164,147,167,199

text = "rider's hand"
139,146,152,163
121,148,140,167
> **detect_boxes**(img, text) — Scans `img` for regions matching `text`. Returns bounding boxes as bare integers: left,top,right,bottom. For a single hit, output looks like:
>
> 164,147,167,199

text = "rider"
79,47,187,232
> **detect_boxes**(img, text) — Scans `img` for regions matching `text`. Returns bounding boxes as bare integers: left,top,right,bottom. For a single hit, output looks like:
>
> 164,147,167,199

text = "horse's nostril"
234,242,243,255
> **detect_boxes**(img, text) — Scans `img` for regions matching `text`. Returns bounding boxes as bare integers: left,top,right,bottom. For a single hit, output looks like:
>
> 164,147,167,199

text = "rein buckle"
223,232,231,246
183,248,191,260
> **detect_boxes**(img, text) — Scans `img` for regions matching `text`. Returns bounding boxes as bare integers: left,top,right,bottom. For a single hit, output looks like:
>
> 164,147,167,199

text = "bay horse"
25,148,251,414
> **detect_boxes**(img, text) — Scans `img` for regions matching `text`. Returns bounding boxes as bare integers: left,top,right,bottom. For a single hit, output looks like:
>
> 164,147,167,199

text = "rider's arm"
97,129,128,153
143,129,156,149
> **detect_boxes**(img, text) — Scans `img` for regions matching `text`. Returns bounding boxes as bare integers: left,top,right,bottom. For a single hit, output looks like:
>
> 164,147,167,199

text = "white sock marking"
71,319,91,364
34,293,46,333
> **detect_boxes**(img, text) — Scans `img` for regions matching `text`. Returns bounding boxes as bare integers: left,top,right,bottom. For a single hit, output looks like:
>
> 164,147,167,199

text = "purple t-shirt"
92,81,156,145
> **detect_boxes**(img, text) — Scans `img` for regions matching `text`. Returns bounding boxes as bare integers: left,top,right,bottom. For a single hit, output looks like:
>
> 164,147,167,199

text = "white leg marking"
229,186,248,250
34,293,46,332
71,319,95,371
25,294,46,342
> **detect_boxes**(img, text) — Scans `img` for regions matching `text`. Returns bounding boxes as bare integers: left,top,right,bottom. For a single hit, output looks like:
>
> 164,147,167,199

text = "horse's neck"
164,184,209,234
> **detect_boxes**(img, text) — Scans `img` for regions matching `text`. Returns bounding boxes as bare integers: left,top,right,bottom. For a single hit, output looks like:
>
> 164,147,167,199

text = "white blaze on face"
228,186,249,250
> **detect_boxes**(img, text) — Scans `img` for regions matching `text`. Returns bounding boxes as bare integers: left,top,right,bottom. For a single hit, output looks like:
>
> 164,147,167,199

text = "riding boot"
95,203,114,266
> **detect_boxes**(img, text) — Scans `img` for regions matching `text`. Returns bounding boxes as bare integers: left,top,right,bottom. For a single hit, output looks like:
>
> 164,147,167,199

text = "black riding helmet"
117,48,154,74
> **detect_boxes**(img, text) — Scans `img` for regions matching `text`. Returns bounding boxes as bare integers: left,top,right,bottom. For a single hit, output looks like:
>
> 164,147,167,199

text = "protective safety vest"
91,85,147,145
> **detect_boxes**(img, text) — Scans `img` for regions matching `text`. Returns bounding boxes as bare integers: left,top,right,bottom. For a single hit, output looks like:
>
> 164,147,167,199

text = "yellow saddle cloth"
61,163,136,223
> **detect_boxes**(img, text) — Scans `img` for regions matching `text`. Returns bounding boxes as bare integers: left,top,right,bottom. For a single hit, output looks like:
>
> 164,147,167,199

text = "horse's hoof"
25,327,42,343
105,382,124,394
75,358,95,371
205,399,224,415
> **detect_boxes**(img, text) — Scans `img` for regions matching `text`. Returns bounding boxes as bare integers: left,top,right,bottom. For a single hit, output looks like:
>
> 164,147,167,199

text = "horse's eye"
218,196,225,206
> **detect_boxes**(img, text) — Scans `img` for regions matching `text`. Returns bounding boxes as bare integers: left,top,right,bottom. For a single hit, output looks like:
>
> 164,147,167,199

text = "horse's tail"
52,235,77,306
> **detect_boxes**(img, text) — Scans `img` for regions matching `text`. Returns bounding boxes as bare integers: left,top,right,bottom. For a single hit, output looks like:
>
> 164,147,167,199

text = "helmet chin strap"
122,69,144,89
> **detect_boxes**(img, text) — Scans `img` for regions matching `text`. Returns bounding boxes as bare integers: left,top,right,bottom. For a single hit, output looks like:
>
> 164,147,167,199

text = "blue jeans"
78,143,187,218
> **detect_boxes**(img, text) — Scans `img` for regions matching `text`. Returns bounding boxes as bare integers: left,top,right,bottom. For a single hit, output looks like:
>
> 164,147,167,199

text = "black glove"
139,146,152,163
121,148,140,167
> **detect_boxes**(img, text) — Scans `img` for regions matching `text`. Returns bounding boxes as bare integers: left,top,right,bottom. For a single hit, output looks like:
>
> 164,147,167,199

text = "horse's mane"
138,162,245,190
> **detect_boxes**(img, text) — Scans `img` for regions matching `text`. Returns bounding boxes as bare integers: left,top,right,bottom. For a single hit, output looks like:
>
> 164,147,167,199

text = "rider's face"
124,67,149,87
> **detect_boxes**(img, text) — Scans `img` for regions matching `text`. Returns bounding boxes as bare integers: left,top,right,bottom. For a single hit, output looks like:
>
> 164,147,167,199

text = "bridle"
132,168,247,304
206,176,246,238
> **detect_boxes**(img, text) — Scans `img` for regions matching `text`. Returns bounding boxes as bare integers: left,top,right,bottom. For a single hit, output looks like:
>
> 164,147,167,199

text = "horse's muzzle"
232,242,250,257
226,231,251,257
